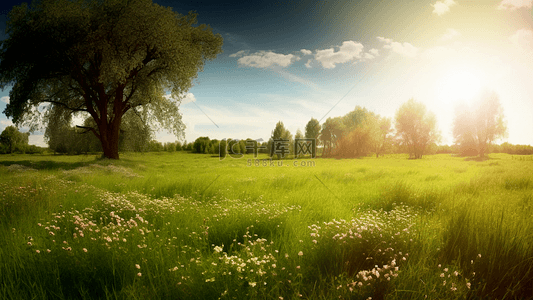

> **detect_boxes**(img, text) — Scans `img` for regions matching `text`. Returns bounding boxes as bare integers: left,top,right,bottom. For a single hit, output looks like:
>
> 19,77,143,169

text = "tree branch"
44,99,89,113
76,125,100,138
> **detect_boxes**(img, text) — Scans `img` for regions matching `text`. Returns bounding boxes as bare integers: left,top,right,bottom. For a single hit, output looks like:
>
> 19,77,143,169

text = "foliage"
452,91,507,158
304,118,320,142
492,142,533,155
44,108,152,154
0,125,29,153
269,121,292,158
318,107,390,158
193,137,221,155
0,0,223,159
294,129,303,140
374,117,394,157
395,99,441,159
320,117,343,157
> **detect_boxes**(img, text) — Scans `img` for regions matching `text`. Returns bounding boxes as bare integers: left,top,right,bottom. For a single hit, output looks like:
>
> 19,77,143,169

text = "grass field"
1,152,533,299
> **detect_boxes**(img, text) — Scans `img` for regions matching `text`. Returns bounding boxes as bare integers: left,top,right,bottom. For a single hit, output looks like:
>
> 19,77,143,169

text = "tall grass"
0,152,532,299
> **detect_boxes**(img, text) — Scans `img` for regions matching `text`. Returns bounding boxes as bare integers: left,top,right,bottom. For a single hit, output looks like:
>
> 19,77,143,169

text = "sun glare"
436,67,483,104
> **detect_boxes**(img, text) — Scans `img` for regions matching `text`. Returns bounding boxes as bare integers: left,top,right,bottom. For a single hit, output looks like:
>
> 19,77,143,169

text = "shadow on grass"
0,157,138,171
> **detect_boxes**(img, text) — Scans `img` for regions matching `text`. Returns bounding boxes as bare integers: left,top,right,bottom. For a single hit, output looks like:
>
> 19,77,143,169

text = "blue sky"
1,0,532,147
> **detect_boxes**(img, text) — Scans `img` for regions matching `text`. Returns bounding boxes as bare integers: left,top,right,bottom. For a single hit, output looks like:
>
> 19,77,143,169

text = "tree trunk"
98,117,122,159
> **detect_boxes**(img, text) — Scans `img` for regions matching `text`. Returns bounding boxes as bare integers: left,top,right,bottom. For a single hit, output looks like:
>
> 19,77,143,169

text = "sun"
435,67,483,104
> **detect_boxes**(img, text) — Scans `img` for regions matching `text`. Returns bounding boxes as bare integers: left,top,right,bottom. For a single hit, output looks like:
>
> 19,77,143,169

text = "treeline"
0,126,46,154
186,94,531,158
492,143,533,155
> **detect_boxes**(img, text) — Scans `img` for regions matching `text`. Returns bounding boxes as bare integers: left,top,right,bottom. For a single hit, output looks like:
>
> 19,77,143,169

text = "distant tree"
193,137,211,153
164,142,176,152
244,138,254,154
148,140,164,152
227,139,240,155
336,106,380,158
0,125,29,153
452,91,507,158
295,129,304,140
395,99,440,159
210,139,220,155
305,118,320,142
0,0,223,159
175,141,183,151
218,139,227,158
270,121,292,158
320,117,343,157
374,117,393,157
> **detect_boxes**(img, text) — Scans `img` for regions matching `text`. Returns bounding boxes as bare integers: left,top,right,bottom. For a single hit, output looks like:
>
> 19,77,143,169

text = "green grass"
1,152,533,299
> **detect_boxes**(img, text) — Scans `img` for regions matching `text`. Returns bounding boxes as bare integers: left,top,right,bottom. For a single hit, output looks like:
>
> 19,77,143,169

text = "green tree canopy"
395,99,440,159
0,125,29,153
270,121,292,158
320,117,343,157
304,117,320,142
0,0,223,159
294,129,303,140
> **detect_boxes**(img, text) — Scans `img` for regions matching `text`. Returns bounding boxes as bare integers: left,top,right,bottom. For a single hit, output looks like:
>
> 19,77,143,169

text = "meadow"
1,152,533,300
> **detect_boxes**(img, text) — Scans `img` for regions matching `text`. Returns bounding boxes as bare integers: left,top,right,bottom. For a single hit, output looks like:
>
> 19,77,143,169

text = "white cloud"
1,96,9,104
510,28,533,51
497,0,532,10
440,28,461,41
314,41,364,69
377,37,392,44
301,49,312,55
377,37,419,57
229,50,247,58
237,51,299,68
164,92,197,105
361,48,380,60
180,93,197,105
305,59,312,68
432,0,456,16
363,53,375,60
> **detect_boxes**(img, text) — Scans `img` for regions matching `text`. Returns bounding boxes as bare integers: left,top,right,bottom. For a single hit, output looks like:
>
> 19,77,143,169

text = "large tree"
395,99,440,159
0,0,223,159
452,91,507,158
